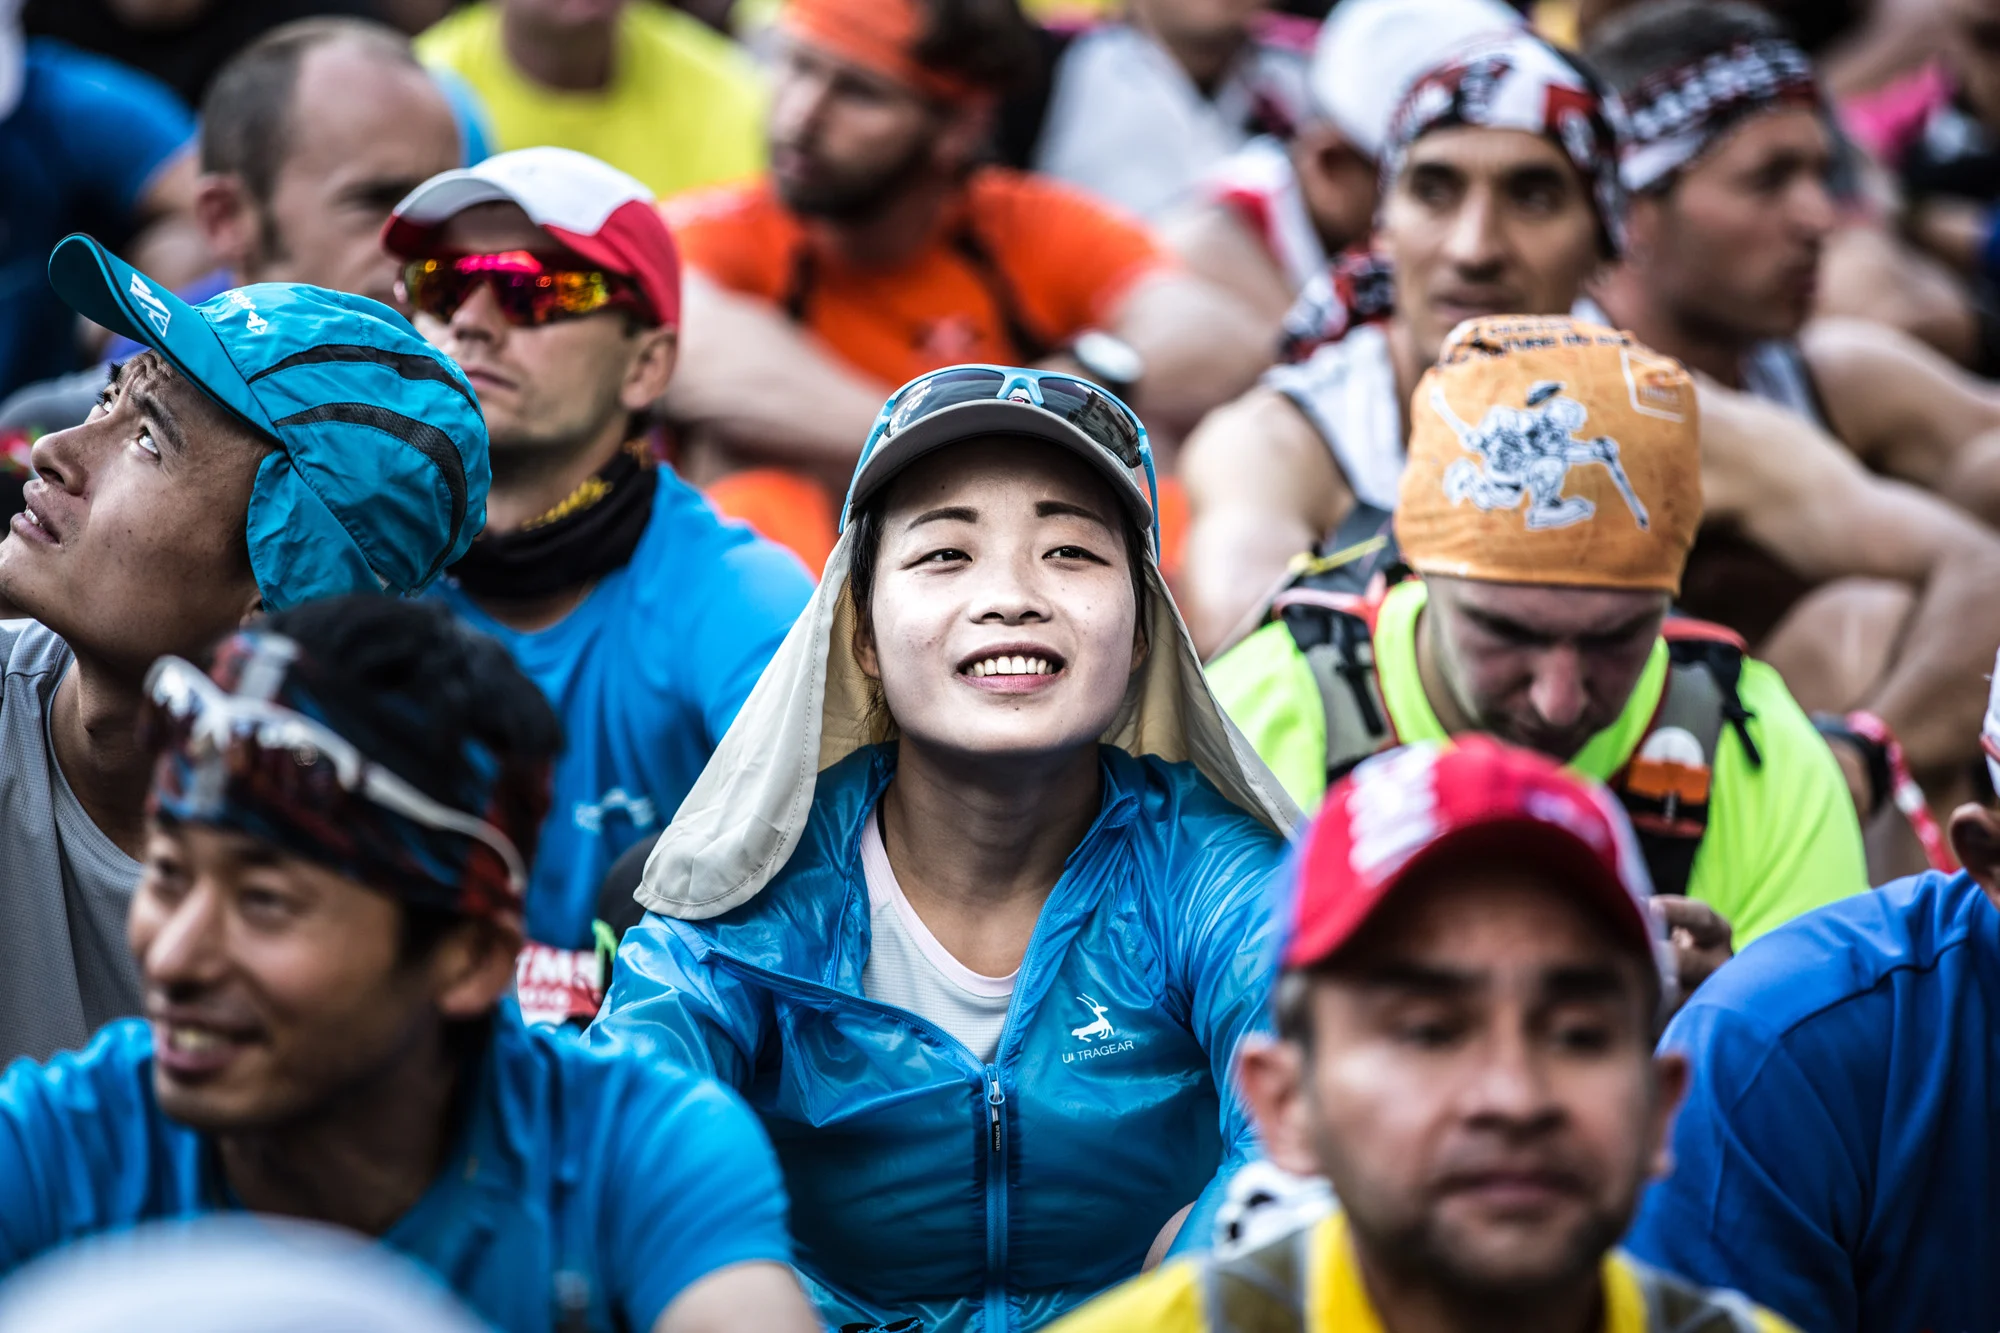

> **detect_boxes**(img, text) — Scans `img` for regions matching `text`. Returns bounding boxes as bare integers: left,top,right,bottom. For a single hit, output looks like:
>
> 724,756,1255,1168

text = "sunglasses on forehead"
399,251,653,329
143,655,529,894
850,365,1161,556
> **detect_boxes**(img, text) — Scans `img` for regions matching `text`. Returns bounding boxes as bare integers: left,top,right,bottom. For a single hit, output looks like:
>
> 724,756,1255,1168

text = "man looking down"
662,0,1273,571
1182,29,2000,825
1209,316,1865,976
0,236,490,1065
0,596,820,1333
385,147,812,986
1051,738,1795,1333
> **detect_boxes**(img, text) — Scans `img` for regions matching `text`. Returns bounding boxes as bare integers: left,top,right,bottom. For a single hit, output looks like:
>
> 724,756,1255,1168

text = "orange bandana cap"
780,0,984,104
1397,316,1701,594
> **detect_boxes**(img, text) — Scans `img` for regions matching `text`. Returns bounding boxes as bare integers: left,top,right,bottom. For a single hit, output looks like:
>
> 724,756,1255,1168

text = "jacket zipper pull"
987,1076,1005,1154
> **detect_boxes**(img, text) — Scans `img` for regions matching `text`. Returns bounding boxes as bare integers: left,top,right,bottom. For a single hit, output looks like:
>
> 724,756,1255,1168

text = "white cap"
0,1219,488,1333
1310,0,1526,160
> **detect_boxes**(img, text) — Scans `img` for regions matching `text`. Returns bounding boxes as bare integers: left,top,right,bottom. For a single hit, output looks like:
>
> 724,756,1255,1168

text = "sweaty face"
130,820,441,1132
1424,576,1667,762
857,440,1144,764
1632,109,1833,343
1304,869,1678,1306
0,355,265,675
412,203,643,464
248,45,463,309
1383,128,1604,365
768,38,940,222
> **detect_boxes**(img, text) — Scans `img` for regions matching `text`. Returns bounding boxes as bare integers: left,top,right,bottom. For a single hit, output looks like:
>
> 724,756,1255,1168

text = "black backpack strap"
1199,1222,1313,1333
948,223,1054,364
1613,623,1759,898
1269,503,1402,785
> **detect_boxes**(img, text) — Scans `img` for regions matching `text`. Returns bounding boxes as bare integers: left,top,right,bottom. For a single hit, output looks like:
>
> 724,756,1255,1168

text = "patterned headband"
1386,31,1629,255
1618,37,1822,194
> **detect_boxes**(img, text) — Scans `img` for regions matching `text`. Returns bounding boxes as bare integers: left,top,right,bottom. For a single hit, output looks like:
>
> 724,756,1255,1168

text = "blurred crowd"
0,0,1999,1330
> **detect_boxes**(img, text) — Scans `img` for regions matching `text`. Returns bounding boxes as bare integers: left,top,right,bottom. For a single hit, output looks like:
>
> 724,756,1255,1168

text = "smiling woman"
588,366,1300,1332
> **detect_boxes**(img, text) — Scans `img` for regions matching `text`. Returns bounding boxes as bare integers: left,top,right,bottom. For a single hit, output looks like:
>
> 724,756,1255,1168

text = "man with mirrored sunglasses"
384,147,813,1022
0,595,820,1333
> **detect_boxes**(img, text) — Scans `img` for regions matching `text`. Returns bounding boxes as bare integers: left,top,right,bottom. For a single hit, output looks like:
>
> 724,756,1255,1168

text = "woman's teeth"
167,1026,228,1053
968,656,1054,678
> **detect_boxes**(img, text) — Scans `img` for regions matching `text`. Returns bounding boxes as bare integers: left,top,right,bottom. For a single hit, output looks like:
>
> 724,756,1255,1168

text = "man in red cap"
383,147,813,1010
659,0,1274,573
1052,737,1795,1333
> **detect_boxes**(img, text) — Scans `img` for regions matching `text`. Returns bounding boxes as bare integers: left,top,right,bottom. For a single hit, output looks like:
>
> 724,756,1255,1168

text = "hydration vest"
1273,506,1763,897
1198,1215,1776,1333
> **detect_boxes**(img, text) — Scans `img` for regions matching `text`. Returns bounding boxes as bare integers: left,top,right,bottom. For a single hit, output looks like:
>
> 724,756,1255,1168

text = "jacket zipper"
984,1066,1008,1333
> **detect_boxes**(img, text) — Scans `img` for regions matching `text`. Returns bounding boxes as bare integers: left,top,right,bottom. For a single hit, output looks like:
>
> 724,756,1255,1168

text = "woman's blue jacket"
588,742,1288,1332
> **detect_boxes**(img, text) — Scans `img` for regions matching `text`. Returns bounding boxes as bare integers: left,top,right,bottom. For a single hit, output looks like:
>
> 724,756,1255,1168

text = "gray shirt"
0,620,142,1065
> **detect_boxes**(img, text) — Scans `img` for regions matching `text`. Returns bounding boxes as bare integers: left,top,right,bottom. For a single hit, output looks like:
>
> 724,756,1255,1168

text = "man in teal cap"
0,233,490,1065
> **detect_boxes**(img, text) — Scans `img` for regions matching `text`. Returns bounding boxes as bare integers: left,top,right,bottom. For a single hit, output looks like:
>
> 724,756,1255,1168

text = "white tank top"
1261,323,1407,511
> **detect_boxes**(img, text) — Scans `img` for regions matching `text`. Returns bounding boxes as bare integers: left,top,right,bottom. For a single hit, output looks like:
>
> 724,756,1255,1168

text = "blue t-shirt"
0,1003,793,1332
0,40,194,394
1627,870,2000,1333
435,469,812,949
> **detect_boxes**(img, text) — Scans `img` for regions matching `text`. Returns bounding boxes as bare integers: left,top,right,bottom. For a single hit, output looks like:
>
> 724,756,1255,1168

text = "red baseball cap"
383,147,681,331
1284,738,1668,979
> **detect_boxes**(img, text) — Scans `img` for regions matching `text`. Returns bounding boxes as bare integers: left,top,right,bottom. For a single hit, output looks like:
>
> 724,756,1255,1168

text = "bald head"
196,19,461,307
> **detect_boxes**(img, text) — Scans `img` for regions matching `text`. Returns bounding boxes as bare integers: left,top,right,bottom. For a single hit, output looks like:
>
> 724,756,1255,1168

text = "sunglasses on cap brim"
398,251,654,329
844,365,1160,557
142,655,529,895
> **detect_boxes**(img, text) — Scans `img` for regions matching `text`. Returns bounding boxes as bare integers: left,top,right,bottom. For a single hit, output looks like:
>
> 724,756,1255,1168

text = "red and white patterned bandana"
1385,30,1628,256
1618,37,1822,194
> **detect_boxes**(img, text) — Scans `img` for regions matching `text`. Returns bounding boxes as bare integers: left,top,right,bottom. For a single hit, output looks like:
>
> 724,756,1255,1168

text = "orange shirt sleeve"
975,171,1174,341
660,182,794,302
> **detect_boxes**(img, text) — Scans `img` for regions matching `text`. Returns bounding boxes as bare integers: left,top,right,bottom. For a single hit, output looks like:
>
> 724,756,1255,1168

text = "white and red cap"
1283,737,1669,982
382,146,680,330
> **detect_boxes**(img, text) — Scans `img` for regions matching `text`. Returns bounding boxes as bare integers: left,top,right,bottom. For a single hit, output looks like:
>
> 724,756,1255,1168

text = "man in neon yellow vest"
1209,315,1865,964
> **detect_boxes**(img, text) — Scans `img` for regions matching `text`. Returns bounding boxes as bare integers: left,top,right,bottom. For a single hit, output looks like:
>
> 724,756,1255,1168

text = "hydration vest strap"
1199,1221,1312,1333
1613,621,1757,899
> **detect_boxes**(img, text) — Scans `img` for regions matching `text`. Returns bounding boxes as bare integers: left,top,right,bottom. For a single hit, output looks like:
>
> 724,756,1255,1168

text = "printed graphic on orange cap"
1396,316,1702,594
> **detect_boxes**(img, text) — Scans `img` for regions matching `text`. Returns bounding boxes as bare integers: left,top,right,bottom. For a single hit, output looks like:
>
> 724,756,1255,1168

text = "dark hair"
253,596,562,956
913,0,1042,94
200,18,422,210
1586,1,1793,104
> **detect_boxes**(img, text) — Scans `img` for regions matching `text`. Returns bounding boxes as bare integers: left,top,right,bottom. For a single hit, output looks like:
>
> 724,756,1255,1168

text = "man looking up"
663,0,1273,572
0,596,821,1333
1209,316,1864,978
1051,738,1796,1333
385,148,812,979
416,0,764,200
1183,30,2000,815
0,237,490,1064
